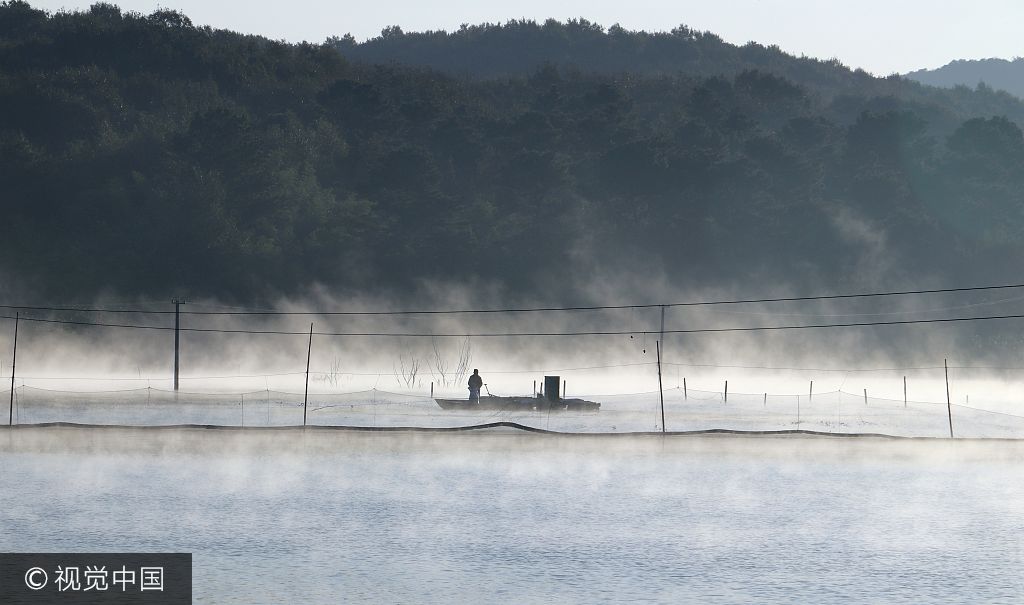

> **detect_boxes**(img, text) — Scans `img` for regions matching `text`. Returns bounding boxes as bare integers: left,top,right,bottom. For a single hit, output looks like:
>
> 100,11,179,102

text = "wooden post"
656,340,665,433
809,380,813,402
533,380,536,398
9,312,18,427
683,377,687,400
303,323,313,427
903,376,907,408
945,358,954,438
724,380,728,403
174,301,179,390
864,388,867,406
171,298,185,391
563,379,566,400
763,392,767,407
430,382,434,398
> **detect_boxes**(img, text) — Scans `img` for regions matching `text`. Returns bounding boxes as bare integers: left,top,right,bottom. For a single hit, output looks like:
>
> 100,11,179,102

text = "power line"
664,362,945,373
666,362,1024,372
0,305,175,315
5,310,1024,336
3,281,1024,316
8,372,307,381
6,362,1022,382
700,294,1024,318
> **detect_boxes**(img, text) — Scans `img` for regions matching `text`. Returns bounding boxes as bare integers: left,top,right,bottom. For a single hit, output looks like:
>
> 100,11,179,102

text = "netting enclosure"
6,384,1023,438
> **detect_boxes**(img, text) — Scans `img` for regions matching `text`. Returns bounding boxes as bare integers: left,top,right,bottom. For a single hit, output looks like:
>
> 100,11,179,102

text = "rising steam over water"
2,287,1024,602
1,428,1022,603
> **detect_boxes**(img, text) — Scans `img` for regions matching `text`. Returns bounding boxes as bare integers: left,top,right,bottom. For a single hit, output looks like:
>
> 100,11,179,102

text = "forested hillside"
2,1,1024,305
339,20,1024,129
906,58,1024,100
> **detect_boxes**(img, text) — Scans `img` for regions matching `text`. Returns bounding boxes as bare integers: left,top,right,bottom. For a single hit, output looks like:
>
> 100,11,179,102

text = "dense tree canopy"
2,2,1024,308
906,58,1024,100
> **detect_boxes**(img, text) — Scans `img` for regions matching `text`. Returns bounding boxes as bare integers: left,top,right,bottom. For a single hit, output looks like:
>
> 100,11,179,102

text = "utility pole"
9,312,18,426
656,340,665,433
304,323,313,427
944,358,954,438
172,297,188,391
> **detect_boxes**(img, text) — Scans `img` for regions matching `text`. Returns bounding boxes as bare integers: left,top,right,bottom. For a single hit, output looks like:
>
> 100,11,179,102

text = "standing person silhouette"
468,369,483,403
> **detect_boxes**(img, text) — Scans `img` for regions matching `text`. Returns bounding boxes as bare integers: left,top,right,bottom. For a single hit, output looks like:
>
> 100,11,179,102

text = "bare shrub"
394,352,422,388
430,337,472,387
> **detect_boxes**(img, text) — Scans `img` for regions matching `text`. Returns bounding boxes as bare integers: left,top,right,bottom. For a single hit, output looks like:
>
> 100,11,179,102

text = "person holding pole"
468,369,483,404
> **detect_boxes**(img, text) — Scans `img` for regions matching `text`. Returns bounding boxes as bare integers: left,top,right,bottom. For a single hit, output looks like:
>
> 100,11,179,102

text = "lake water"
1,427,1022,603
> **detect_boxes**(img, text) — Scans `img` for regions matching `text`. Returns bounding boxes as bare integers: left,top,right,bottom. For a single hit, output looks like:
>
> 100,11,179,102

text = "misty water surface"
1,428,1022,603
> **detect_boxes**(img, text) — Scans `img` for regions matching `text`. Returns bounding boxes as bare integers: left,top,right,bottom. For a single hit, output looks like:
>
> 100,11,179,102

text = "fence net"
4,384,1023,438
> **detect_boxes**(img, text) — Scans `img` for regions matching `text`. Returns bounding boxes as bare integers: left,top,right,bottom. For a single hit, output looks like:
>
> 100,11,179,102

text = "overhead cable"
5,311,1024,336
3,281,1024,316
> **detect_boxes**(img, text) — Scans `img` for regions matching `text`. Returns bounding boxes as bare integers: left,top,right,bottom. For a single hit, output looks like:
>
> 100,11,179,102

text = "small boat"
434,395,600,412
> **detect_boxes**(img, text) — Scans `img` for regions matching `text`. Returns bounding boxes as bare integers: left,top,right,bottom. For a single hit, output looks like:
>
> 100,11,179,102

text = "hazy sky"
30,0,1024,74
